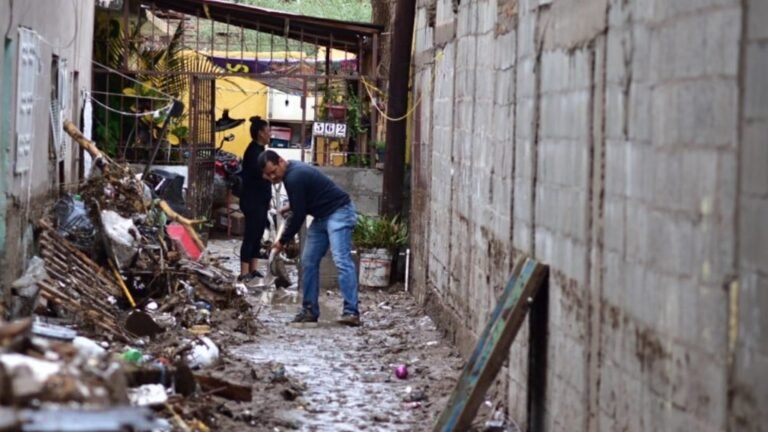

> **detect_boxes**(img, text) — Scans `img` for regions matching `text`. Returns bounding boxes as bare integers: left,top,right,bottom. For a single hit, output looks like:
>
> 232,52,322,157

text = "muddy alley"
208,239,467,431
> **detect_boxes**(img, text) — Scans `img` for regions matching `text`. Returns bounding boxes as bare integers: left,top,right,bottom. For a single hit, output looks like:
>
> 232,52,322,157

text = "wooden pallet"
434,257,548,432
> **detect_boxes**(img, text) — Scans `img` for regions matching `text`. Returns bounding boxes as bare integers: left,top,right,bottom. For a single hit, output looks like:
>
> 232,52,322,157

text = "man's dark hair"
257,149,281,171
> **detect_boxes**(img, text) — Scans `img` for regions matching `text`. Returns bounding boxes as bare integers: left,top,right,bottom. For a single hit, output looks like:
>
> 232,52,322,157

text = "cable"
35,0,78,51
361,49,443,123
361,75,422,122
92,60,176,100
90,95,173,118
90,89,175,102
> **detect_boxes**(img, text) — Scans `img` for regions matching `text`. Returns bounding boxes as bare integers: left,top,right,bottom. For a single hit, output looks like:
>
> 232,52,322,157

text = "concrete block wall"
411,0,766,430
0,1,96,302
732,0,768,429
316,167,383,291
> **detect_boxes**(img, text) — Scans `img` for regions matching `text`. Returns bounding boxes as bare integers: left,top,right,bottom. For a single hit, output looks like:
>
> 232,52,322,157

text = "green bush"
352,214,408,251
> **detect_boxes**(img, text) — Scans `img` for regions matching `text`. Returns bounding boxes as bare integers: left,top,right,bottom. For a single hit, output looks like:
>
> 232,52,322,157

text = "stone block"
748,0,768,39
624,143,655,202
650,9,740,81
628,82,652,143
731,345,768,431
739,272,768,352
652,80,739,149
740,197,768,272
547,0,608,50
603,196,626,252
477,0,498,34
651,0,739,23
495,30,518,71
745,42,768,119
624,201,650,262
741,121,768,197
605,139,628,195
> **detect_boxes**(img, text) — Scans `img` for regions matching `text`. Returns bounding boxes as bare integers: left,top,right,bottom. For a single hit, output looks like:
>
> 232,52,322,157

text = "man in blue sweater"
258,150,360,326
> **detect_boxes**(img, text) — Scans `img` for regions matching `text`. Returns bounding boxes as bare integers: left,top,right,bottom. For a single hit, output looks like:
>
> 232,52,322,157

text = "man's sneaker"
337,313,361,327
291,309,318,324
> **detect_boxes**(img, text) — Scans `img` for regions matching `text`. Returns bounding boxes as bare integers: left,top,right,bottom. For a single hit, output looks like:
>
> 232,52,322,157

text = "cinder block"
739,272,768,351
745,42,768,119
740,197,768,272
652,80,739,149
624,201,650,262
625,143,655,202
651,0,739,24
748,0,768,39
731,345,768,430
495,31,518,70
477,0,498,34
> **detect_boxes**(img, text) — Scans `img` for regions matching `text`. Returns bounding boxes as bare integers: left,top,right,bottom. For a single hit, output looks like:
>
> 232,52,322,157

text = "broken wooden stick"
63,120,112,169
157,200,206,252
63,120,207,252
193,373,252,402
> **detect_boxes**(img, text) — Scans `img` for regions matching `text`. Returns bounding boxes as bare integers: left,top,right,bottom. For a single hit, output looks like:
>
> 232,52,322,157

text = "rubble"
0,121,264,430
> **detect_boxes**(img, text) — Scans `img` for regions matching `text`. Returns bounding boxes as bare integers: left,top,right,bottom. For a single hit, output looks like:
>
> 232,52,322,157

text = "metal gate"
187,76,216,221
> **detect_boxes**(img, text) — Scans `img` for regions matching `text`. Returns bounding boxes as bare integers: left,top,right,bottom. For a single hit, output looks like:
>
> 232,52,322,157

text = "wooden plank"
434,257,548,432
194,374,253,402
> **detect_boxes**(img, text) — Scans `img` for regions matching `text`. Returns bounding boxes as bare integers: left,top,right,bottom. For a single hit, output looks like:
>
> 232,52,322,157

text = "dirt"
203,238,468,431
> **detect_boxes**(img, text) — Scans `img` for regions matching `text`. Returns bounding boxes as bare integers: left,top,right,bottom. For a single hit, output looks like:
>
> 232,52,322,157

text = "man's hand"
279,205,291,216
271,239,284,253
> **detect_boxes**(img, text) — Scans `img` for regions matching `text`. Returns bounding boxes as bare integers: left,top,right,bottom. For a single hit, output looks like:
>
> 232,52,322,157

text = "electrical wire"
35,0,79,51
90,95,173,118
92,60,177,101
360,50,443,123
90,89,174,102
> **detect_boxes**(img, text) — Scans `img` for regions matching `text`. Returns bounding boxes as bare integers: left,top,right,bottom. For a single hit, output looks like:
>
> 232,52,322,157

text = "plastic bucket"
358,248,392,287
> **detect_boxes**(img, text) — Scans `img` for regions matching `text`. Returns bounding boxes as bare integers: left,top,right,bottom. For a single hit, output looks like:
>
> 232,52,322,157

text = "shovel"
267,212,294,289
95,203,163,337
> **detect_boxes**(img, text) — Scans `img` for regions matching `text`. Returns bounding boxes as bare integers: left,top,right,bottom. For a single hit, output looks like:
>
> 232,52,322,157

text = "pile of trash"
1,121,262,430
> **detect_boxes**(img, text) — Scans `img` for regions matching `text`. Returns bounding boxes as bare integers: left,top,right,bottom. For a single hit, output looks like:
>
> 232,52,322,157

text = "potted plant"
352,214,408,287
371,140,386,163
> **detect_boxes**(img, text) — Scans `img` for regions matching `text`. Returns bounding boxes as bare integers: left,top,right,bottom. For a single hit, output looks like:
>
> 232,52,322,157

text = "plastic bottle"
122,348,143,364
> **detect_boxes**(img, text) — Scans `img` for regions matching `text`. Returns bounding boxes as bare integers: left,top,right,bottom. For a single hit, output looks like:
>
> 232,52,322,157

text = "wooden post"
381,0,416,217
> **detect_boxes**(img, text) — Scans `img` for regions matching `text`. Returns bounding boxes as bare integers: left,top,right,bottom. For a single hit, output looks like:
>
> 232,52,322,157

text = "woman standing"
237,116,272,282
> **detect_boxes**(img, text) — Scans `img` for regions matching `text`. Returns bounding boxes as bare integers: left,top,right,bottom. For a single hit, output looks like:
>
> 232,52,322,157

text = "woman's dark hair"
249,116,268,139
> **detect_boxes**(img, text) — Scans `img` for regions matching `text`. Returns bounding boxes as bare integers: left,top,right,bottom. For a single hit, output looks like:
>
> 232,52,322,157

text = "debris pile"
3,121,268,430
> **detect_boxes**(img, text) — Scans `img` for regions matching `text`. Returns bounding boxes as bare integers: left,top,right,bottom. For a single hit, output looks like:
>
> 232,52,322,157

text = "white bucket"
358,248,392,287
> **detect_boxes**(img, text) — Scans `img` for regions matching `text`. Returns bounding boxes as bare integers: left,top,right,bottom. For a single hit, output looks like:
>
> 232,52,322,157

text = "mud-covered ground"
204,239,471,431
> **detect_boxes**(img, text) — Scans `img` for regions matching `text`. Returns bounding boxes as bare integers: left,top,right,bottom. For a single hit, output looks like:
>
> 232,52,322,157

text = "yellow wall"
184,49,356,157
214,75,268,157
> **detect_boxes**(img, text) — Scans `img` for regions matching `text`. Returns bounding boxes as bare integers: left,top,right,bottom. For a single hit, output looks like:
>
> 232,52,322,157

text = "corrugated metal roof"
143,0,381,47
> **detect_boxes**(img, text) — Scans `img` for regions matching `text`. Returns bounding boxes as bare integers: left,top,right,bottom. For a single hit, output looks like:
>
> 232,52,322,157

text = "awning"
143,0,382,49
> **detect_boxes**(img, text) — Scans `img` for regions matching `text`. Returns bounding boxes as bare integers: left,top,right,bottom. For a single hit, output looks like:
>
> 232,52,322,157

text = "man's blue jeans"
301,203,359,318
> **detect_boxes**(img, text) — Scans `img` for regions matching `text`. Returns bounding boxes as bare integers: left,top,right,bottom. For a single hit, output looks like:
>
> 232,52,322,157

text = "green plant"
371,140,386,152
345,154,371,168
352,214,408,251
345,88,367,138
92,10,251,162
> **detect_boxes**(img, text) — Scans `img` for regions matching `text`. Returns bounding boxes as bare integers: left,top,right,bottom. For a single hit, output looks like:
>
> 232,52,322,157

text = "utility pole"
381,0,416,217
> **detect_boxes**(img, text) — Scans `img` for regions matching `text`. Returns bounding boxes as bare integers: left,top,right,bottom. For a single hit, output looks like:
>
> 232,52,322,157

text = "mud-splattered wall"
0,2,96,307
410,0,767,430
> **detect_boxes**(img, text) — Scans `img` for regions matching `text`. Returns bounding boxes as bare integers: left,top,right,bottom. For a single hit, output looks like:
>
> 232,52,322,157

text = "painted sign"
312,122,347,138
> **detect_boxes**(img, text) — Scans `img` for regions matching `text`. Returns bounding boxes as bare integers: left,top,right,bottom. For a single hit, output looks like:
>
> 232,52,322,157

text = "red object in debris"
166,223,203,261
